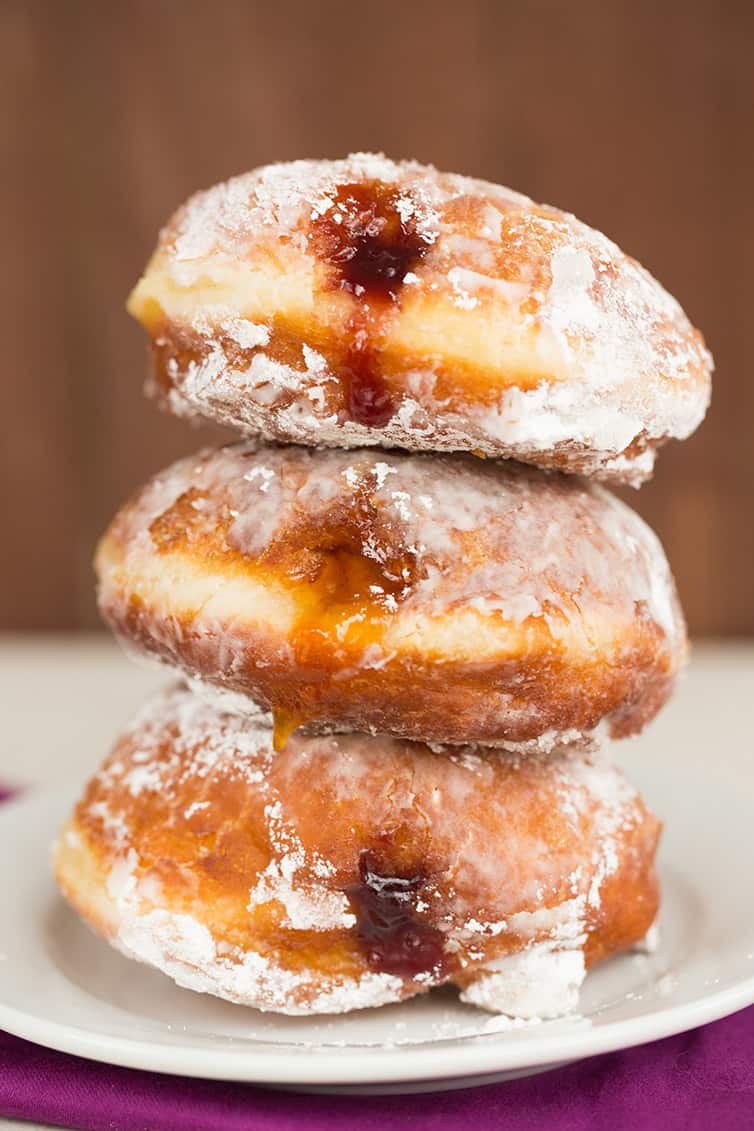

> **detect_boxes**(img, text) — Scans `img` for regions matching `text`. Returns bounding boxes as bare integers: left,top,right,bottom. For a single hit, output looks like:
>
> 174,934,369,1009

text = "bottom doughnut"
53,685,660,1018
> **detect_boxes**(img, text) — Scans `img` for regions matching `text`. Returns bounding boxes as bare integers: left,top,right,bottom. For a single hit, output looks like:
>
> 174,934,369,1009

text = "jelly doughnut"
95,443,686,751
54,685,660,1017
128,153,712,484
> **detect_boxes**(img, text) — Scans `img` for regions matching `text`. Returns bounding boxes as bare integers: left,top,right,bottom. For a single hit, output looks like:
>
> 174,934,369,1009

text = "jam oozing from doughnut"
265,519,419,747
312,182,434,429
271,707,304,753
342,347,395,429
147,484,423,750
262,501,419,615
313,182,433,300
288,541,409,604
346,851,446,980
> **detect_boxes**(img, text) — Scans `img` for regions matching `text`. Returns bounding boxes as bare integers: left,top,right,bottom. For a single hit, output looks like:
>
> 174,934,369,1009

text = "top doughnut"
128,153,712,484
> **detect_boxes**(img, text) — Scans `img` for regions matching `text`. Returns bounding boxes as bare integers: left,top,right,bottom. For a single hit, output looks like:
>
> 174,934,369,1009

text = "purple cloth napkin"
2,788,753,1131
2,1016,754,1131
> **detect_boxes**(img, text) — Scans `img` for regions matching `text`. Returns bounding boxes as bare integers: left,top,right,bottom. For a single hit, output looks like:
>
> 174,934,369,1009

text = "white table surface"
0,634,752,1130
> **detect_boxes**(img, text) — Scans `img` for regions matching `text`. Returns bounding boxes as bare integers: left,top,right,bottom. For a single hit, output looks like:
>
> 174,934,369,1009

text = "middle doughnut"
96,443,685,750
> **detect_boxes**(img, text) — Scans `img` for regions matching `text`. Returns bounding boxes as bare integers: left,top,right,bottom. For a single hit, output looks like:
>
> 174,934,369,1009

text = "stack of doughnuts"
54,154,711,1019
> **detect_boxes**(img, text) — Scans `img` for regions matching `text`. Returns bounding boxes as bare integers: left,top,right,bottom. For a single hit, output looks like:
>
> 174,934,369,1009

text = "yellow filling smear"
128,257,564,393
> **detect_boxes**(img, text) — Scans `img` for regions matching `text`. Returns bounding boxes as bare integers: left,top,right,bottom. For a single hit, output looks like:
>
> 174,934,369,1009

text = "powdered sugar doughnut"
53,684,660,1017
127,153,712,484
95,443,686,750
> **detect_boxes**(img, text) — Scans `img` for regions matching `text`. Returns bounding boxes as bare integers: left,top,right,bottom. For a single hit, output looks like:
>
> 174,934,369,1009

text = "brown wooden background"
2,0,752,634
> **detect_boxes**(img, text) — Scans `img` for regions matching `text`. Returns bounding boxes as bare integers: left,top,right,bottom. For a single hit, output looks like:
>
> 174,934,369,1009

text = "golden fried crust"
127,154,712,484
95,443,686,751
53,686,661,1017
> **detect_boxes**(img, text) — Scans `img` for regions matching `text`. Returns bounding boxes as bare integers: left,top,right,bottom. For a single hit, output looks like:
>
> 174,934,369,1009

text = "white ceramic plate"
1,752,753,1093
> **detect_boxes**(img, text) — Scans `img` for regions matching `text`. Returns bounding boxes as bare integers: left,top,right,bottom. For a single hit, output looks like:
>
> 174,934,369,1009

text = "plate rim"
3,788,754,1087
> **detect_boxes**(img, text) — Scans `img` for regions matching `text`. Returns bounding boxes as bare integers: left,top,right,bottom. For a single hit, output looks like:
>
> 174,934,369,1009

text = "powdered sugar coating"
459,944,586,1018
97,442,686,748
129,153,712,483
56,685,661,1017
115,909,404,1016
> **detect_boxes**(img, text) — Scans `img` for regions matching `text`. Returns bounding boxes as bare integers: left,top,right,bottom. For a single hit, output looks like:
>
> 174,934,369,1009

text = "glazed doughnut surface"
128,153,712,484
54,685,660,1017
96,442,686,750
